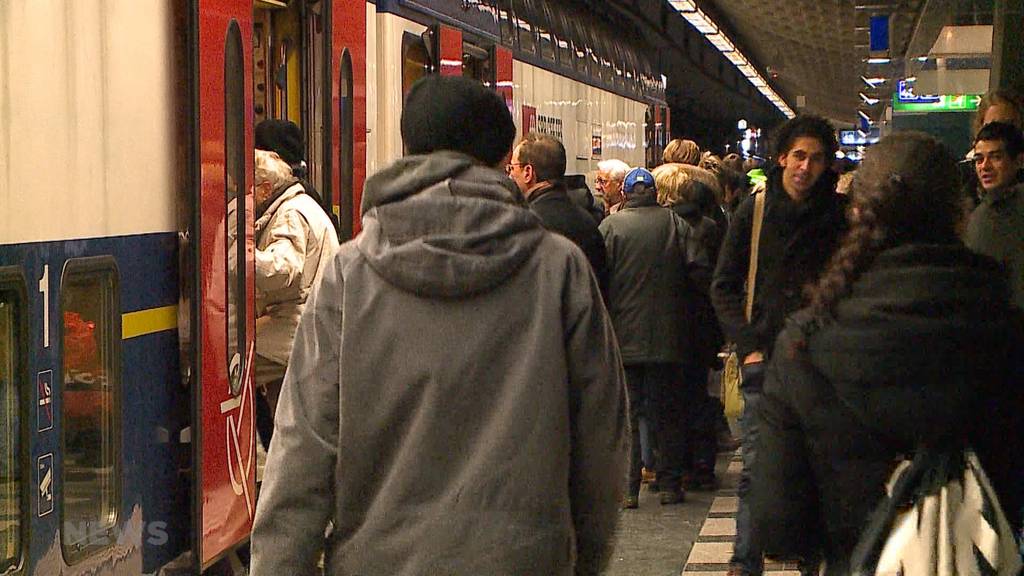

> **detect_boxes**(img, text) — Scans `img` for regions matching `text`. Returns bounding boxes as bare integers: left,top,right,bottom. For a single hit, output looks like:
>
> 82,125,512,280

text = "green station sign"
893,93,983,113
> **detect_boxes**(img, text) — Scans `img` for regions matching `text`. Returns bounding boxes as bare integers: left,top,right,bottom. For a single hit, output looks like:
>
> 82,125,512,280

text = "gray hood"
357,151,545,298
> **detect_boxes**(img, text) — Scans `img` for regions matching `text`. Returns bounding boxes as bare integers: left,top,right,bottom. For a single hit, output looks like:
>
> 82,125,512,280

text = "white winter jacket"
254,181,340,374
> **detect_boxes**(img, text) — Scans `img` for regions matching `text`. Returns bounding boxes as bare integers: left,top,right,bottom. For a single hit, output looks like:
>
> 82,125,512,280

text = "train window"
550,10,573,67
510,0,536,56
339,48,354,241
462,41,492,83
570,18,592,77
527,0,555,63
0,270,25,573
402,32,431,97
495,0,517,48
225,21,246,397
60,258,120,562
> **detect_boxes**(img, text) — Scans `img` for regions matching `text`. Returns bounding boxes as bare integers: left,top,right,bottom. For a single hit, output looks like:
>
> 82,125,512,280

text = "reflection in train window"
402,32,431,97
510,0,536,55
61,259,119,562
339,48,355,241
225,20,246,396
495,0,517,48
0,278,23,573
462,41,492,84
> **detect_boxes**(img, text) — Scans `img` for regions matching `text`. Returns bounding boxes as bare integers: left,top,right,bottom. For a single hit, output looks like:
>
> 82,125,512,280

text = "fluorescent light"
668,2,792,117
861,75,886,88
859,92,880,105
726,51,747,66
857,110,871,122
905,76,916,82
866,57,891,64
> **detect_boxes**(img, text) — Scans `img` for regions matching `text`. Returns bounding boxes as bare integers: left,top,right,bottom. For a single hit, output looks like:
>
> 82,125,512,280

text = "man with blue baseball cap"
599,167,712,508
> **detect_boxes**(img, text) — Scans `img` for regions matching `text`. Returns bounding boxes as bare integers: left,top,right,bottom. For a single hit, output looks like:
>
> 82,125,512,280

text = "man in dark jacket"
600,167,711,507
251,76,628,576
711,115,847,576
965,121,1024,309
509,133,609,299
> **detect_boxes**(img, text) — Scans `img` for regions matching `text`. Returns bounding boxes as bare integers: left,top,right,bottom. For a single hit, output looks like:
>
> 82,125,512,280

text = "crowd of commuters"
242,74,1024,575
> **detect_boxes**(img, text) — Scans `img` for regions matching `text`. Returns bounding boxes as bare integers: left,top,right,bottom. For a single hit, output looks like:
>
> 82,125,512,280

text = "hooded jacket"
254,181,341,376
712,167,847,360
250,151,628,576
751,244,1024,574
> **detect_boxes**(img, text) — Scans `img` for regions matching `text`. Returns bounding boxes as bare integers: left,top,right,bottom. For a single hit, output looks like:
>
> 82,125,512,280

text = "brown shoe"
641,467,656,484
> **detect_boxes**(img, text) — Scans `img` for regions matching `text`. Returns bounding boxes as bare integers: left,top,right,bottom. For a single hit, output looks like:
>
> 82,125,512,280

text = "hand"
743,351,764,365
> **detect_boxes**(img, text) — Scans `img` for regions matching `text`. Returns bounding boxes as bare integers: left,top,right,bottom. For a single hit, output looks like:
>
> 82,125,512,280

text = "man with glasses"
508,132,608,300
596,159,630,216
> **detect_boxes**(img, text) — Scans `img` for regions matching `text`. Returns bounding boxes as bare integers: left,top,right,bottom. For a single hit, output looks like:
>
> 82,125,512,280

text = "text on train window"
61,258,120,561
0,274,24,573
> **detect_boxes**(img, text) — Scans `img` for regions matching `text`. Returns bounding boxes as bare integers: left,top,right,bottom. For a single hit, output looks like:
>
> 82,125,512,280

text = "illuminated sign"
839,128,880,146
894,79,981,113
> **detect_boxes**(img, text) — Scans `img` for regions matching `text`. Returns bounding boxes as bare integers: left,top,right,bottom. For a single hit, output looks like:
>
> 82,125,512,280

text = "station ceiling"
697,0,926,125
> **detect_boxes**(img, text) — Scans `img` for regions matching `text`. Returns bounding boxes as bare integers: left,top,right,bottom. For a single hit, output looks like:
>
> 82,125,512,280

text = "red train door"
331,0,367,239
192,0,257,570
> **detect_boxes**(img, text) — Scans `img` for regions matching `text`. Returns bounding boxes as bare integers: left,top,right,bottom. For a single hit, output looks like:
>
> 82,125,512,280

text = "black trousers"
254,378,283,451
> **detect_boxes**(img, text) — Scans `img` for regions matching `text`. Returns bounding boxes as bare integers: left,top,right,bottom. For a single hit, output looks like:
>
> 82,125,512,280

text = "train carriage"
0,1,666,573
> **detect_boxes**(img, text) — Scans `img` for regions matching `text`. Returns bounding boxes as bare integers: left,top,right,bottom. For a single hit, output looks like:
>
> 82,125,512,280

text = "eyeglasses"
505,162,526,175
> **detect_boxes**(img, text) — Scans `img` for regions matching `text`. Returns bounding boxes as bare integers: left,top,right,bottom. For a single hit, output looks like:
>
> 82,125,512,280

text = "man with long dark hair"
712,114,848,576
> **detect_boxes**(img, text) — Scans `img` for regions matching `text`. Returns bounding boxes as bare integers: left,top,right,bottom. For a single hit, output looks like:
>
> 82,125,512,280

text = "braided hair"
801,132,964,333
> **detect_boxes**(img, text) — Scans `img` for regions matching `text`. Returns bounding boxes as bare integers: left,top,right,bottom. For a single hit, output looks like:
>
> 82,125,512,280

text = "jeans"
624,363,679,496
731,361,764,574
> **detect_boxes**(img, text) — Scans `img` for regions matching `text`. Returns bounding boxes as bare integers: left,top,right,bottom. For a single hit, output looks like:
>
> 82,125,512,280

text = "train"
0,0,669,573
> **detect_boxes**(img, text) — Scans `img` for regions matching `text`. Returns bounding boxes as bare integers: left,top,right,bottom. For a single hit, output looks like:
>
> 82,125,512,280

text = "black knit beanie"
255,119,304,167
401,75,515,167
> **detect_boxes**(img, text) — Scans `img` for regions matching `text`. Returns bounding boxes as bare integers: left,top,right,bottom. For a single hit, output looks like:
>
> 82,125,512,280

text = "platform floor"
605,450,801,576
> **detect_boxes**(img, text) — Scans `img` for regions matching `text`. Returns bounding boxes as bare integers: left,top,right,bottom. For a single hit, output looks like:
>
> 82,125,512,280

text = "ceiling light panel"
671,1,790,116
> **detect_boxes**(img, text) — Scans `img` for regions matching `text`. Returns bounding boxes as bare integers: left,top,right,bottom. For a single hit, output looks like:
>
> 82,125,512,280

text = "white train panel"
513,60,646,181
0,1,177,245
371,12,428,171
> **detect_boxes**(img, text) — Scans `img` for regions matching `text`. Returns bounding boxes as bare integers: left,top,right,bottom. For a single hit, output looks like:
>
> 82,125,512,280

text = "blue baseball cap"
623,167,656,194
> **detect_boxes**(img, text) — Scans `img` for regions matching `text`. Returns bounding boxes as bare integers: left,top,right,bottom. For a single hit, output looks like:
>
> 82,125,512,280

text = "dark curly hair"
801,132,963,328
772,114,838,162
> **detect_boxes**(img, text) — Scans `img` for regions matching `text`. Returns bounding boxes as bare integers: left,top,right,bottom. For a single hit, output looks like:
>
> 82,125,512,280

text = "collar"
525,180,559,203
624,192,659,208
983,182,1022,207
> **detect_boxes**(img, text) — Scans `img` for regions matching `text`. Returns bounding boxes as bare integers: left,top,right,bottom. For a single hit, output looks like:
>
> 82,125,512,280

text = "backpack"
850,447,1023,576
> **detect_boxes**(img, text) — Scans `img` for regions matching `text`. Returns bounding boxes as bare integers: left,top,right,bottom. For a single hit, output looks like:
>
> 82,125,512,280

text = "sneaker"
659,489,685,505
622,494,639,509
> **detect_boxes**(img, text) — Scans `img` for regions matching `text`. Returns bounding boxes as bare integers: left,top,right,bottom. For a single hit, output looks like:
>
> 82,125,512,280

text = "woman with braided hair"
749,131,1024,575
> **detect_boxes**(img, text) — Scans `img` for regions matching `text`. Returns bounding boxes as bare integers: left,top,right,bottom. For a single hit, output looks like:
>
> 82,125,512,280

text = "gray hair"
254,149,294,191
597,158,630,181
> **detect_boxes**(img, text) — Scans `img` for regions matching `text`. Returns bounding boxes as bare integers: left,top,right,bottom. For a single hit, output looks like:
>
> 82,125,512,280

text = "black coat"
529,182,609,300
711,168,847,359
752,244,1024,574
672,202,725,366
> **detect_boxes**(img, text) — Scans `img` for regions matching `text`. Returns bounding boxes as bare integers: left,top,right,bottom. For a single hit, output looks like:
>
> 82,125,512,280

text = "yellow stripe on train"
122,305,178,340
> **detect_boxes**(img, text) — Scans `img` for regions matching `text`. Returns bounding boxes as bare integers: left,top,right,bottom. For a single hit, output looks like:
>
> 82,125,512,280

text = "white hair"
597,158,630,181
254,149,294,191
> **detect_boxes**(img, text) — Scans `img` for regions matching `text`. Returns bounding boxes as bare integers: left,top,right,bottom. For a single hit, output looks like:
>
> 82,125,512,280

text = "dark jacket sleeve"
750,352,823,561
712,195,761,358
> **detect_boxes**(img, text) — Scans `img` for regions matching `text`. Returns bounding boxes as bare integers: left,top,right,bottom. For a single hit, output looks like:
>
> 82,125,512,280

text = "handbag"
720,188,766,417
850,447,1022,576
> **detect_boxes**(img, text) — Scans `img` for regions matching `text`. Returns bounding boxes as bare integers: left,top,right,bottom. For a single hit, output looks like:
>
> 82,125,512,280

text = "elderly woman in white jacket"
253,149,340,449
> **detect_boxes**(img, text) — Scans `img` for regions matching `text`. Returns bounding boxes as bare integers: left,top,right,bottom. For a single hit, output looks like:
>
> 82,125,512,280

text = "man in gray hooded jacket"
250,75,628,576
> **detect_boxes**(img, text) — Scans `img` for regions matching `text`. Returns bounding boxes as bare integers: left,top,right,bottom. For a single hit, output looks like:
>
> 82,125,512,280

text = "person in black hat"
251,75,628,576
255,118,340,235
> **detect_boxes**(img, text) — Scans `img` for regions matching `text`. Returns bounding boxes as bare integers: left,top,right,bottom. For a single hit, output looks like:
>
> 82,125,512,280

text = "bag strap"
745,189,766,322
